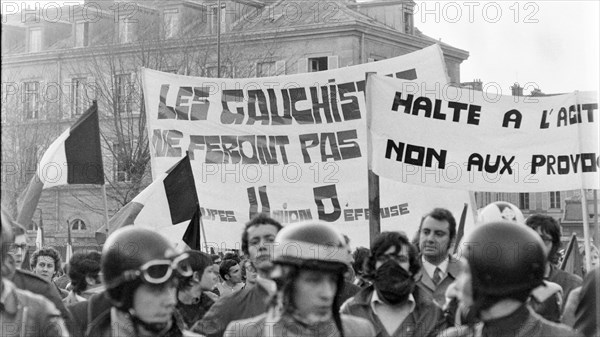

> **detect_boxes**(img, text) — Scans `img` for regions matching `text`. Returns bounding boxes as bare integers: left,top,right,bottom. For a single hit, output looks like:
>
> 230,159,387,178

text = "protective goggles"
109,253,193,288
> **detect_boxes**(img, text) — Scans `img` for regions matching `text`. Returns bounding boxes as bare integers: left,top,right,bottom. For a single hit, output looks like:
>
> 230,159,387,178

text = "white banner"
141,45,474,248
369,74,600,192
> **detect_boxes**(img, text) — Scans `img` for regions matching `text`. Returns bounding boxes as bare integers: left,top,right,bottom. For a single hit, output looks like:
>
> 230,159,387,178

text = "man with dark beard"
341,231,447,337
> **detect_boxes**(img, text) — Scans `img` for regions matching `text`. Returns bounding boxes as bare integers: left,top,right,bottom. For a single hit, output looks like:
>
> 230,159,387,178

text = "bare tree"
61,5,284,212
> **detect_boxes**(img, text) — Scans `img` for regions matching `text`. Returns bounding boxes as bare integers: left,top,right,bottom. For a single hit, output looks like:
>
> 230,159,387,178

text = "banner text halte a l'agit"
369,74,599,192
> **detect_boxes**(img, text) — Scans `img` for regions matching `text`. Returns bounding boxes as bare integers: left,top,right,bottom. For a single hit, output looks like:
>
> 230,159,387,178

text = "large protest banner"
141,45,474,248
369,74,600,192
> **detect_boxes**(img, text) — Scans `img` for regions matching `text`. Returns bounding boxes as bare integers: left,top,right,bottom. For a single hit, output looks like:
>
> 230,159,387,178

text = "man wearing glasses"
341,231,447,337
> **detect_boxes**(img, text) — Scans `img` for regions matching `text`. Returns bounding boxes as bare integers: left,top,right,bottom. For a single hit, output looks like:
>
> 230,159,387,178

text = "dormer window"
74,21,88,47
118,20,133,43
403,11,413,35
29,27,42,52
163,9,179,39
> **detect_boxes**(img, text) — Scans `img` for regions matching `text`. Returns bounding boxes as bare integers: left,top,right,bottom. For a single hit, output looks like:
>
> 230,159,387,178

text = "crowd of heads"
1,201,598,337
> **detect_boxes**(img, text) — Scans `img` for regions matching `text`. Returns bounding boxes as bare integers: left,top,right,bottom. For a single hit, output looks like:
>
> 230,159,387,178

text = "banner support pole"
366,72,380,245
200,215,209,254
581,189,592,272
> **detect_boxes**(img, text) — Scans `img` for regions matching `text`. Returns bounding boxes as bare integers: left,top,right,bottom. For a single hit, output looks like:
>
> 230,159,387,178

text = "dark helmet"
463,221,545,300
102,226,178,309
270,221,351,336
271,221,351,277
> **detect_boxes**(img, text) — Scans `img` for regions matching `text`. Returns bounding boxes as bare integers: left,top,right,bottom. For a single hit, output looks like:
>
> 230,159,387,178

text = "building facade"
1,0,470,252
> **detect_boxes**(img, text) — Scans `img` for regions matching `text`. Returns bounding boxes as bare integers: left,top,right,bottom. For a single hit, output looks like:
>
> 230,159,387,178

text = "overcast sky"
412,1,599,95
8,0,600,95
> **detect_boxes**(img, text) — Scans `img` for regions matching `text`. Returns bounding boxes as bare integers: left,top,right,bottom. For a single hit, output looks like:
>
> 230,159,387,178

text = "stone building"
1,0,469,254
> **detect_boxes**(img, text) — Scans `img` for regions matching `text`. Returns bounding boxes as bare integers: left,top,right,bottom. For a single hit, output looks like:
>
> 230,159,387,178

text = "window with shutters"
118,20,133,43
74,21,88,47
24,81,40,119
519,193,530,210
113,143,130,182
163,10,179,39
115,74,133,114
71,77,87,116
257,61,276,77
309,57,328,72
29,28,42,52
403,11,414,34
549,191,561,209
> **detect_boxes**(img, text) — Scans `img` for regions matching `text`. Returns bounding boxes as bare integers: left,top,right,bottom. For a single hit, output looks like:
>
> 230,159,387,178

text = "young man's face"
246,224,278,268
199,267,218,291
293,269,337,319
226,263,243,284
132,282,177,325
34,255,56,282
419,216,452,263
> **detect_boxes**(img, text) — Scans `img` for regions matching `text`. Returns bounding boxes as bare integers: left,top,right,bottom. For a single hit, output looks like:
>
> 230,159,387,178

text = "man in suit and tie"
414,208,461,308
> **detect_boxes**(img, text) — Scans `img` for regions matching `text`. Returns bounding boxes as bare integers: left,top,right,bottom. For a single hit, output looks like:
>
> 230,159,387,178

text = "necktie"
432,267,442,285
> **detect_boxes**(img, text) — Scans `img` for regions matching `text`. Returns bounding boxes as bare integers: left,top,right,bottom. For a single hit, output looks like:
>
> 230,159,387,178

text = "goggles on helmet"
107,253,193,288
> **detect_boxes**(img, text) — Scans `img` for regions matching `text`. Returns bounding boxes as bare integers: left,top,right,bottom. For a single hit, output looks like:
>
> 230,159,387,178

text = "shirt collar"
370,289,416,312
422,256,449,278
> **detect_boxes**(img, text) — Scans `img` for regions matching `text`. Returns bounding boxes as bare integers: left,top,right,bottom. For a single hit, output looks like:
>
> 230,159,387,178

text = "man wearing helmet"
86,226,201,337
224,221,375,337
440,221,582,337
341,231,447,337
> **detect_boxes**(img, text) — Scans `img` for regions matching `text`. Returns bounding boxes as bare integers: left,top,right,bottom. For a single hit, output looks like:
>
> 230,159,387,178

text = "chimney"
511,83,523,97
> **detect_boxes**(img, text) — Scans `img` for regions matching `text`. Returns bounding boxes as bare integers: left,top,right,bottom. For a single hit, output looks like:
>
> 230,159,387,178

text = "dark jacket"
574,267,599,337
67,290,112,337
548,265,582,309
176,292,215,329
224,312,375,337
1,279,69,337
340,285,447,337
192,280,272,337
438,305,582,337
415,256,461,308
10,269,72,321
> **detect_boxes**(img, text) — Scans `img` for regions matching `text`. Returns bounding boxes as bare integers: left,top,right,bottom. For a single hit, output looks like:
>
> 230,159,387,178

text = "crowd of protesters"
1,201,598,337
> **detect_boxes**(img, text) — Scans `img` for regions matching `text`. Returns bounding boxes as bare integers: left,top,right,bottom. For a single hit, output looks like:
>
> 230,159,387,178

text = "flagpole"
365,72,381,245
468,191,478,224
199,215,209,254
101,184,110,236
581,189,592,272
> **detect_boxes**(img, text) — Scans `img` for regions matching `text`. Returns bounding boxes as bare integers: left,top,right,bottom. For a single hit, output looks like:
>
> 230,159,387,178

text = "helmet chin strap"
128,309,172,335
